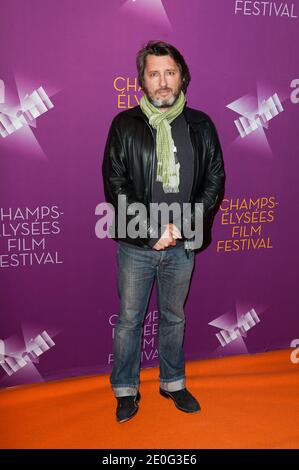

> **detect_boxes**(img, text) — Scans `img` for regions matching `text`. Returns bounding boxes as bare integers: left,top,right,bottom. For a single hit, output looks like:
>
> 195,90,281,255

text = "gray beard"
150,94,177,108
145,89,181,109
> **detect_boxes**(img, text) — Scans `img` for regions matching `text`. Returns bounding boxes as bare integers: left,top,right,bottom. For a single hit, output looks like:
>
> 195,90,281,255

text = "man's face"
142,54,183,111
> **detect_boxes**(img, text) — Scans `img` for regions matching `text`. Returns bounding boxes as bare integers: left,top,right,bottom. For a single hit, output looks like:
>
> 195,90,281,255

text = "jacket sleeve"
191,118,225,230
102,115,158,246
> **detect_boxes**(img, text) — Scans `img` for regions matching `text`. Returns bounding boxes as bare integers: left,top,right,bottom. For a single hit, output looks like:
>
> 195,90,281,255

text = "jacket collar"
128,104,206,131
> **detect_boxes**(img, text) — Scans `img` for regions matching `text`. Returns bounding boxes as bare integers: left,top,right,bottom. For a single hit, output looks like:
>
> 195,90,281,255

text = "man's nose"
159,74,167,88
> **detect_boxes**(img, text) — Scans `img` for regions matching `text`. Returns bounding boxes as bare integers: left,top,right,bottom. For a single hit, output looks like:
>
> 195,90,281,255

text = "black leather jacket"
102,104,225,253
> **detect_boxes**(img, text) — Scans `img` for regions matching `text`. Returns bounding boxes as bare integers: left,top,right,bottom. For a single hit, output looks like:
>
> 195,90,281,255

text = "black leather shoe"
160,388,201,413
116,391,141,423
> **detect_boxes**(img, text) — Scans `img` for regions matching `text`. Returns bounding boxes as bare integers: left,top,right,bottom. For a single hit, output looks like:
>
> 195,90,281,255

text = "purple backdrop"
1,0,298,388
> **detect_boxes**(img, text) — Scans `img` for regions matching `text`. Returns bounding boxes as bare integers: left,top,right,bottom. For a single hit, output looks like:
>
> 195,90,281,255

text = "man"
102,40,225,423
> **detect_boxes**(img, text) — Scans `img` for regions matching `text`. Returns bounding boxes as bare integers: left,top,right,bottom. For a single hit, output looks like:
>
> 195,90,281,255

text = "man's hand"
152,223,182,250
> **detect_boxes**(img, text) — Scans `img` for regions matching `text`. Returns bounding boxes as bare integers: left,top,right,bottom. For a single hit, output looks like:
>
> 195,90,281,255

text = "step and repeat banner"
1,0,298,388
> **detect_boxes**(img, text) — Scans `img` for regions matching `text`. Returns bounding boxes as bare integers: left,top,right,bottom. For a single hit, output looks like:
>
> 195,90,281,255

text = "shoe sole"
159,389,201,414
116,393,141,424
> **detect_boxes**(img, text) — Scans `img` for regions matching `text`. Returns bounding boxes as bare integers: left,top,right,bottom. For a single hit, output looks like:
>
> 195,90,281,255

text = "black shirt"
148,112,194,247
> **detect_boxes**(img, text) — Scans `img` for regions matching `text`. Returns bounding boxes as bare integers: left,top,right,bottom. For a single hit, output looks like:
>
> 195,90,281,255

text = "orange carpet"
0,349,299,449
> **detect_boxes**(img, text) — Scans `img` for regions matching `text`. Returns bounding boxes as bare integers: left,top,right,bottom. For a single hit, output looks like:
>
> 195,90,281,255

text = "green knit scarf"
139,90,186,193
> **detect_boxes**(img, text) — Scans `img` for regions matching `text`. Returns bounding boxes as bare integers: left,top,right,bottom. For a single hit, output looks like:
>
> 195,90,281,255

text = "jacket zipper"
184,122,196,257
144,119,155,203
187,122,196,204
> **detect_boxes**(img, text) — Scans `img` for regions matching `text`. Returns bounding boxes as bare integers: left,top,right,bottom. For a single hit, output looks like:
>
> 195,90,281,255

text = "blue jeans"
110,241,195,397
